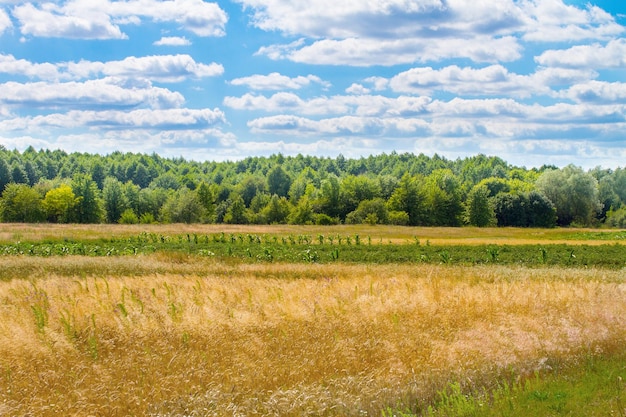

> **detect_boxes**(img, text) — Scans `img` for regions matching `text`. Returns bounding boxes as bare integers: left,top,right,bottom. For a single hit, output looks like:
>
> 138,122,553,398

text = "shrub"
388,210,409,226
119,209,139,224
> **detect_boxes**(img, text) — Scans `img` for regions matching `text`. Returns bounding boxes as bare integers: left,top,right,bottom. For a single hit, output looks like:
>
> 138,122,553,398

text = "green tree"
133,164,151,188
91,161,106,189
493,193,526,227
464,185,495,227
224,195,248,224
0,183,45,222
0,157,11,194
42,184,79,223
160,188,204,224
196,181,216,223
261,194,292,224
338,175,381,220
387,173,426,226
24,160,40,186
536,165,601,226
423,169,462,226
315,174,341,218
288,195,315,225
11,163,28,184
236,175,266,207
71,174,103,223
345,198,389,225
267,165,292,198
103,177,129,223
525,191,556,228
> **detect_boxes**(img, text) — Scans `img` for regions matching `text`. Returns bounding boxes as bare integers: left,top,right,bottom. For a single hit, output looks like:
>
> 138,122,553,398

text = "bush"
139,212,157,224
315,213,339,225
605,207,626,228
388,210,409,226
118,209,139,224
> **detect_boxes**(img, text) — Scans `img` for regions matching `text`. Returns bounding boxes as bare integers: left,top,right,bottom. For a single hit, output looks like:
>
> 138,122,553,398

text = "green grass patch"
384,351,626,417
1,232,626,269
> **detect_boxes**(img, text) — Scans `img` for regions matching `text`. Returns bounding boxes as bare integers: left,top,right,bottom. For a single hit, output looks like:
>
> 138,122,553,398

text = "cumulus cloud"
242,0,621,66
388,65,596,97
108,0,228,37
0,7,11,34
13,2,127,40
520,1,623,42
1,108,225,130
0,78,184,109
224,93,432,117
230,72,329,90
345,84,370,95
153,36,191,46
65,54,224,82
11,0,227,39
0,54,62,80
258,35,522,66
535,39,626,68
0,54,222,83
558,81,626,104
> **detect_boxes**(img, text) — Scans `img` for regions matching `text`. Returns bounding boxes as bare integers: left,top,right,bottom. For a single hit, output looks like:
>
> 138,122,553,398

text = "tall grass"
1,223,625,245
0,257,624,415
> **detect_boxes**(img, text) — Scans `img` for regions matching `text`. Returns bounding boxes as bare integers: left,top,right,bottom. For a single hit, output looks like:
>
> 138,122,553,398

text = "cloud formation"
10,0,227,39
0,0,625,168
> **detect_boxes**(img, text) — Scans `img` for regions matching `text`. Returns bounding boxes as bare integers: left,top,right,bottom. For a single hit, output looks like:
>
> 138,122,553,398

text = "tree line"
1,146,625,228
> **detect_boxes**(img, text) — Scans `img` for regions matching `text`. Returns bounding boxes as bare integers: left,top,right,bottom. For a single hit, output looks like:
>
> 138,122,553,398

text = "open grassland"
0,253,625,416
2,223,626,246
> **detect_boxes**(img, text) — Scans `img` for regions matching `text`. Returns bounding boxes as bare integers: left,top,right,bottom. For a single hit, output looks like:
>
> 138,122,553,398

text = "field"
0,225,625,416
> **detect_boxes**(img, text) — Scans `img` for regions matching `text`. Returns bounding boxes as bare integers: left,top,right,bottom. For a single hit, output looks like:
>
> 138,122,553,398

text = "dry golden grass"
0,256,624,416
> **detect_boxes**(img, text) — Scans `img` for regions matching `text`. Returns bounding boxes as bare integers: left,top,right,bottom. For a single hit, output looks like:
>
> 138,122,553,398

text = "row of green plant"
2,232,626,269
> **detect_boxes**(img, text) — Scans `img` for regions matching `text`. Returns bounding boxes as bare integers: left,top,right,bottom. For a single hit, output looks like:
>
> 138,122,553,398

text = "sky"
0,0,625,169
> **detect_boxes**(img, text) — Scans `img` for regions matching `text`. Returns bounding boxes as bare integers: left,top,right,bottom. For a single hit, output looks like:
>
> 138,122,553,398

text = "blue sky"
0,0,625,169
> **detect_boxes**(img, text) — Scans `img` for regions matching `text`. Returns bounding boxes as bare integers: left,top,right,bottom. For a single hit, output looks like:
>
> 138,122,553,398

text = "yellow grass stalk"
0,258,624,416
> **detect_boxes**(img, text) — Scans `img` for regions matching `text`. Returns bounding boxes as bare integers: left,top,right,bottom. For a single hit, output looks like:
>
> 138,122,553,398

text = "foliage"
160,188,204,224
103,177,129,223
42,184,79,223
71,174,103,223
464,184,495,227
0,148,623,227
0,183,45,222
536,165,602,226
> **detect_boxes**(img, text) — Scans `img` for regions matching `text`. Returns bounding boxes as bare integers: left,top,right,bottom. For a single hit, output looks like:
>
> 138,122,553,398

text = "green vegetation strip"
385,351,626,417
2,232,626,268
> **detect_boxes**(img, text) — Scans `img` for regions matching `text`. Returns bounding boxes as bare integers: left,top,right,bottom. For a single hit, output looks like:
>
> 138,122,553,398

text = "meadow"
0,224,625,416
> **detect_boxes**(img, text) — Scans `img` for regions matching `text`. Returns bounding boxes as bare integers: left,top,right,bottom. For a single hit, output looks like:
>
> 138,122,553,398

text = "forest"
1,145,625,228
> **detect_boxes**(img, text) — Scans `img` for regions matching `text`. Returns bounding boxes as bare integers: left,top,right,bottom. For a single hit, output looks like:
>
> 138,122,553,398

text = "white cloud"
12,0,227,39
345,84,370,95
558,81,626,104
258,35,522,66
229,72,329,90
0,78,184,109
153,36,191,46
0,7,12,34
2,108,225,130
65,54,224,82
0,54,62,80
535,39,626,69
243,0,622,66
108,0,228,37
0,54,222,83
520,1,623,42
247,114,431,137
13,2,127,40
388,65,596,97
